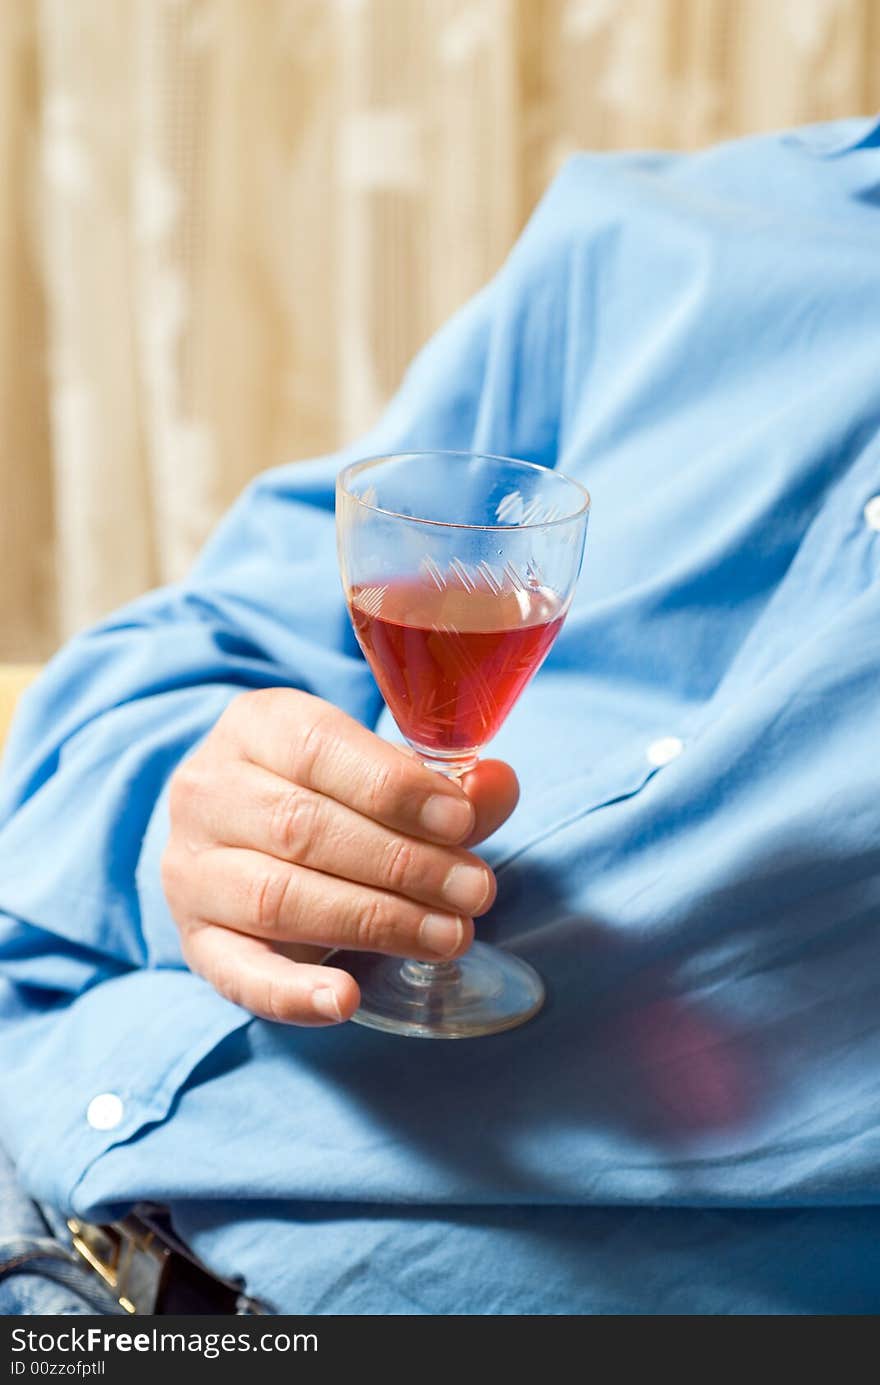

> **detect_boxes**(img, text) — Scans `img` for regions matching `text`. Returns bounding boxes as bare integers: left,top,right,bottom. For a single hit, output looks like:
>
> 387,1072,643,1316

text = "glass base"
326,941,545,1039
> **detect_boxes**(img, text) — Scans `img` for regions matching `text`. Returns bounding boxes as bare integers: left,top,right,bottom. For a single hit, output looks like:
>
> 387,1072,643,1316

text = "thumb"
459,759,519,847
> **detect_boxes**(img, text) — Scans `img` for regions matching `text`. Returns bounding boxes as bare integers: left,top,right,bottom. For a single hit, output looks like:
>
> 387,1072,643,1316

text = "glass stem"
418,752,479,779
399,753,478,989
401,958,460,986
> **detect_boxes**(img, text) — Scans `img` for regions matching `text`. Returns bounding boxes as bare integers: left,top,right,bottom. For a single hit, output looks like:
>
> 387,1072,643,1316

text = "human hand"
161,689,519,1025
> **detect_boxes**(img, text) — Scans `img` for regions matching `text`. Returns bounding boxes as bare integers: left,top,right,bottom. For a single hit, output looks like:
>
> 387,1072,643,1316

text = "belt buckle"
67,1214,169,1315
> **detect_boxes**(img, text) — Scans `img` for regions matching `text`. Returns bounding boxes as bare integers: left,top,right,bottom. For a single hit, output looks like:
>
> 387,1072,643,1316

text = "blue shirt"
2,118,880,1315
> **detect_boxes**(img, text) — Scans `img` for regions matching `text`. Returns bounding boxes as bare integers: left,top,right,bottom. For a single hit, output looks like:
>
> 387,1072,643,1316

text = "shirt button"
646,736,684,767
86,1093,124,1131
864,496,880,531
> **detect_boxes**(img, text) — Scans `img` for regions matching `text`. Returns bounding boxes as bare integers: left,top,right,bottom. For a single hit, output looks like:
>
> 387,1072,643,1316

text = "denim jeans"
0,1142,121,1315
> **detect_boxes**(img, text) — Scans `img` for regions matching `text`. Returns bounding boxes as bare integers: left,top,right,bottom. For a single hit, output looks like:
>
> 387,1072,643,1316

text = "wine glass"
333,450,589,1038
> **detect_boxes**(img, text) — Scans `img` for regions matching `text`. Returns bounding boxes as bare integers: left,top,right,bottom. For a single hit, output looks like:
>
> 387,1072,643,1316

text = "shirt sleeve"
0,167,579,1207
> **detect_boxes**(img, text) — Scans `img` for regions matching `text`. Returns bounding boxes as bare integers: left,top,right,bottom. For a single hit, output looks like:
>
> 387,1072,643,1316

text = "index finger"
221,689,476,844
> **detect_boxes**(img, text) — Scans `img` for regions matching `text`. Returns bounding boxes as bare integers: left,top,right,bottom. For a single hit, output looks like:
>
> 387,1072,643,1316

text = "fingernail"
443,863,491,914
420,794,474,842
312,987,343,1022
419,913,464,958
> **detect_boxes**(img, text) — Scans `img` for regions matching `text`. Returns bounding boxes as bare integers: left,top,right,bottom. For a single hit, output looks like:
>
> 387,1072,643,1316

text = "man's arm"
0,168,575,1026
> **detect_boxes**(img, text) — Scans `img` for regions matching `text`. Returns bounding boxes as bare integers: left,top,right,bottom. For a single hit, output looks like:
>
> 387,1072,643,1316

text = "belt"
64,1204,266,1315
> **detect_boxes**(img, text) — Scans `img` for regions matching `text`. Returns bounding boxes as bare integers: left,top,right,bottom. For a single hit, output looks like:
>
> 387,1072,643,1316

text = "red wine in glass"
336,449,589,1038
350,577,565,754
